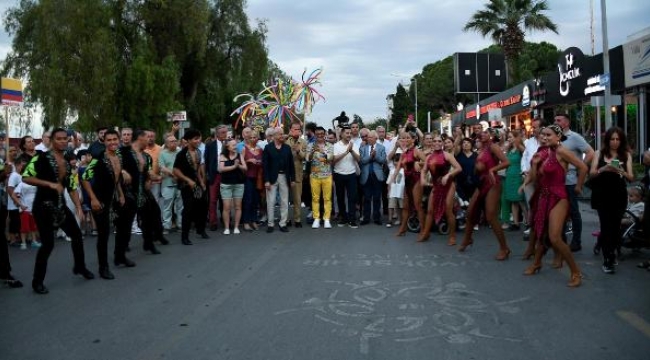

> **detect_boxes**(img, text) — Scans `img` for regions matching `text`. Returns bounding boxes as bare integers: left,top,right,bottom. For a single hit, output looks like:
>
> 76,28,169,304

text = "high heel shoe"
552,255,563,269
495,249,511,261
72,267,95,280
458,239,473,252
395,230,406,237
416,233,430,242
143,244,161,255
523,263,542,275
521,249,534,260
447,237,456,246
567,273,582,288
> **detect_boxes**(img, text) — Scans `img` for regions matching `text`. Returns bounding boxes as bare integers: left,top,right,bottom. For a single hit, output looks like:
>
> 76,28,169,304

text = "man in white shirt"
520,118,542,234
350,122,362,148
35,131,50,152
333,126,360,228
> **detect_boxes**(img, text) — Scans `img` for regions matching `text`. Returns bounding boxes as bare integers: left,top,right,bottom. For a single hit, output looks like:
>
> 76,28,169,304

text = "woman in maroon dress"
417,135,462,244
394,131,424,236
458,129,511,260
523,125,587,287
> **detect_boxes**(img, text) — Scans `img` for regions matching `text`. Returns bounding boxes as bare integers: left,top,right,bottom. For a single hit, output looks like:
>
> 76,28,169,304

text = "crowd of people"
0,112,648,294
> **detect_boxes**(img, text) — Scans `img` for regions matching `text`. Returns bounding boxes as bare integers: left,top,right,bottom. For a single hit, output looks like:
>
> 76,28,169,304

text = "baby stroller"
406,190,465,235
592,210,648,256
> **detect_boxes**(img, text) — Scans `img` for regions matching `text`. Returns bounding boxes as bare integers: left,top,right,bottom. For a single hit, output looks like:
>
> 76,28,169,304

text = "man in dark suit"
263,127,295,233
359,130,387,225
204,125,228,230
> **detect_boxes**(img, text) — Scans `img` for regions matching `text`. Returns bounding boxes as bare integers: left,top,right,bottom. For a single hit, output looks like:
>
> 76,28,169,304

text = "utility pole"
601,0,613,129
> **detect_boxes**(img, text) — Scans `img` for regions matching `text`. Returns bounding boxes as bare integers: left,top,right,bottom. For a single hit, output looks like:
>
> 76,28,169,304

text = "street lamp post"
414,78,418,126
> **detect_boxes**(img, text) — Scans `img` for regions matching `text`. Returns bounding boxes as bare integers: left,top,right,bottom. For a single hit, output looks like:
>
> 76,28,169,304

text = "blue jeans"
334,173,357,222
242,177,260,224
565,185,582,246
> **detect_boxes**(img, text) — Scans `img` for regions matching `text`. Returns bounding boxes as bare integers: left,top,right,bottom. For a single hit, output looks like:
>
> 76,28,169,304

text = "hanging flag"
1,78,23,106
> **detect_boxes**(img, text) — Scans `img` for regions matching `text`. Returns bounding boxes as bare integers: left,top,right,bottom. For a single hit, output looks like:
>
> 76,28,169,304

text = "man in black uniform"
115,130,162,261
173,129,209,245
22,128,93,294
81,129,125,280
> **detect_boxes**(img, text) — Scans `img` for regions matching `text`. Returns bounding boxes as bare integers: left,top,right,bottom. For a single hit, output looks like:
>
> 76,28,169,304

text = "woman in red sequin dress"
458,129,511,260
417,135,462,244
393,131,425,236
523,125,586,287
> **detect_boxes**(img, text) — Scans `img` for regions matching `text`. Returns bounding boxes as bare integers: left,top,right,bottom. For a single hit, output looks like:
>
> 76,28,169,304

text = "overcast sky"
1,0,649,133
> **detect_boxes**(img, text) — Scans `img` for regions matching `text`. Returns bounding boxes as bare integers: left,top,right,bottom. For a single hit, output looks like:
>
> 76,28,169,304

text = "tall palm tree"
464,0,558,85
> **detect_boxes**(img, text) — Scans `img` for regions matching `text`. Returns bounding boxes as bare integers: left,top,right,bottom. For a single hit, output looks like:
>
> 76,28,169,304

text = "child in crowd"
6,160,25,248
622,185,645,226
386,151,404,228
15,180,41,249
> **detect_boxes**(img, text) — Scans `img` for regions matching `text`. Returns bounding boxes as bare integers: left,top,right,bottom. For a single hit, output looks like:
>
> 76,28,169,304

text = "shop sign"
623,32,650,87
558,48,584,97
465,95,522,119
521,85,530,107
585,75,606,95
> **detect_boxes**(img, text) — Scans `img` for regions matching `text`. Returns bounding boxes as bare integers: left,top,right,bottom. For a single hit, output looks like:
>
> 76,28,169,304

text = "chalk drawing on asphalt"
275,279,528,355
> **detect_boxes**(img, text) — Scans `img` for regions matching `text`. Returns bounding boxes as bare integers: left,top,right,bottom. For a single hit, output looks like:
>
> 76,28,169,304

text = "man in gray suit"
359,130,387,225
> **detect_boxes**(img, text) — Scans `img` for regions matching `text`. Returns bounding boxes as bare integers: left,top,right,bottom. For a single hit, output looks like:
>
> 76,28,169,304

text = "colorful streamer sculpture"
230,68,325,129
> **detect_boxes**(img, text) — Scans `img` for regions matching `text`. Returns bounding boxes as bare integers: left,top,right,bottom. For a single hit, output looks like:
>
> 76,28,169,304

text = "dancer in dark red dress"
523,125,587,287
417,135,462,244
458,129,511,260
394,131,425,236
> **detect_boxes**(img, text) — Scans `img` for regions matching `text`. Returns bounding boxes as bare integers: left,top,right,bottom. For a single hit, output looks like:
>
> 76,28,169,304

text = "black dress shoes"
182,238,194,245
360,220,370,225
266,226,274,233
4,275,23,288
159,237,170,245
199,232,210,239
114,257,136,267
294,222,302,228
280,226,289,233
73,267,95,280
32,282,49,295
99,267,115,280
286,220,292,227
143,244,161,255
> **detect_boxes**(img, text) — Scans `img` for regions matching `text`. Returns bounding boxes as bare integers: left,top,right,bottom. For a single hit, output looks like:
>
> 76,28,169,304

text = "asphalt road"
1,204,649,360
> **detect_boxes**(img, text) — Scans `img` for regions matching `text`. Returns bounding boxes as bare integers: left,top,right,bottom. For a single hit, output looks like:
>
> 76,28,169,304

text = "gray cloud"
1,0,648,129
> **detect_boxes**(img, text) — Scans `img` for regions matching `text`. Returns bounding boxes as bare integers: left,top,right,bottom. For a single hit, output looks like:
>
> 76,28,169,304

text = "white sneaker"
324,220,332,229
473,225,479,231
20,243,27,250
223,229,230,235
31,241,42,249
312,219,321,229
523,227,531,236
233,228,240,235
65,236,72,242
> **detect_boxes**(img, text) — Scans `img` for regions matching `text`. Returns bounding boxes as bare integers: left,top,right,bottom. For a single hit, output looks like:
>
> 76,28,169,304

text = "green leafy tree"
390,84,410,130
2,0,275,137
464,0,558,85
366,118,388,131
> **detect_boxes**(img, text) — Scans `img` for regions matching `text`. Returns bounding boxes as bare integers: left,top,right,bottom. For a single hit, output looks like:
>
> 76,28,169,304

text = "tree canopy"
2,0,280,138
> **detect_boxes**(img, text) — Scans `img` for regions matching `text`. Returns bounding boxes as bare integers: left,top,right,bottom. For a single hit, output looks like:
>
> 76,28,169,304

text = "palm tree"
464,0,558,85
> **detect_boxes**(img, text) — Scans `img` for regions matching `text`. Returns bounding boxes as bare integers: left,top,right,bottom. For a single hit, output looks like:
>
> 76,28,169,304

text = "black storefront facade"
453,40,650,155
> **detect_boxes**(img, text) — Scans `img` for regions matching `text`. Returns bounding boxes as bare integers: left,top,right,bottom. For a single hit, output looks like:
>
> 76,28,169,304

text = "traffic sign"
167,111,187,122
599,73,610,86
